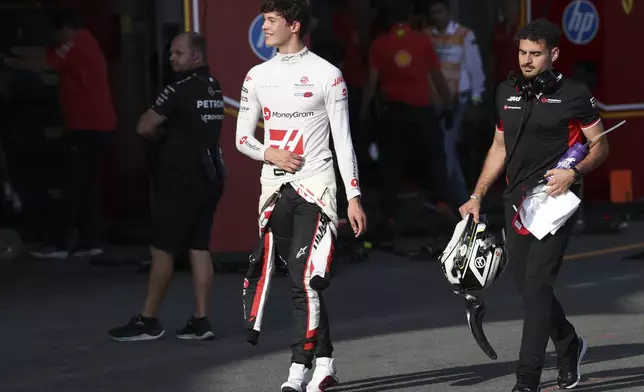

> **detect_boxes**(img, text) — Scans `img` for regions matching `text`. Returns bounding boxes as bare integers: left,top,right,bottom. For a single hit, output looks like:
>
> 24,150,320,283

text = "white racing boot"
280,363,312,392
307,357,339,392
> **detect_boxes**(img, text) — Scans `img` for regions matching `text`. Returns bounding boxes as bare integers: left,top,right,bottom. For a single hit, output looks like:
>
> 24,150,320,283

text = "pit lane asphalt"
1,223,643,392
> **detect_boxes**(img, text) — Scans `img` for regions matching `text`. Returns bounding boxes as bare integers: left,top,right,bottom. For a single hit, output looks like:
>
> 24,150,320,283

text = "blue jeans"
435,92,470,205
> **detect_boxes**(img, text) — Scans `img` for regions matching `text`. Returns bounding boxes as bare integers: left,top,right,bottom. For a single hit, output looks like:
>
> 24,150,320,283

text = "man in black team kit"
108,32,226,342
459,19,609,391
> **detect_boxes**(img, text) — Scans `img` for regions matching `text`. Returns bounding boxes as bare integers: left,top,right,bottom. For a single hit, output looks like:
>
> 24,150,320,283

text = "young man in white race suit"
235,1,368,391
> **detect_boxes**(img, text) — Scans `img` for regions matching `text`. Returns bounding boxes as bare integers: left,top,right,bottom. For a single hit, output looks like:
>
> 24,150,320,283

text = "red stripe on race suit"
303,213,322,351
249,234,271,322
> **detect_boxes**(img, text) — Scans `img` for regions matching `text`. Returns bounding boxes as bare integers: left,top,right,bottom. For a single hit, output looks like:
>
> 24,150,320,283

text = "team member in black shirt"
109,32,226,342
460,20,609,391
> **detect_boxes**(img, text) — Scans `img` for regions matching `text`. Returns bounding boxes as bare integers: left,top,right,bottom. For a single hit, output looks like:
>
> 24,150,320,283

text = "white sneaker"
307,357,339,392
280,363,312,392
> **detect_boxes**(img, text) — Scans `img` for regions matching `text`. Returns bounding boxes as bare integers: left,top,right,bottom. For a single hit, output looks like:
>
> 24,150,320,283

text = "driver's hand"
347,197,367,237
264,147,304,174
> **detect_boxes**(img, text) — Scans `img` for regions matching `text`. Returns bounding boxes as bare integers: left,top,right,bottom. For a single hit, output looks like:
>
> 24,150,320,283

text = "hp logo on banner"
248,14,276,61
562,0,600,45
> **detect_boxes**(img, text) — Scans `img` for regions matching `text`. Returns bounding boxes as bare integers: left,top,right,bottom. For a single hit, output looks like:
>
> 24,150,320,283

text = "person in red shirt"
3,8,116,259
360,0,455,245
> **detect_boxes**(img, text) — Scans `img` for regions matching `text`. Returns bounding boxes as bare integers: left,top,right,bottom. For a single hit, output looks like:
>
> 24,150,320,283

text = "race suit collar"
275,46,311,64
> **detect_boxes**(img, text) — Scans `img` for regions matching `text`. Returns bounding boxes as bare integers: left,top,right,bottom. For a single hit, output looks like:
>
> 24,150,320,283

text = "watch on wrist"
571,166,582,183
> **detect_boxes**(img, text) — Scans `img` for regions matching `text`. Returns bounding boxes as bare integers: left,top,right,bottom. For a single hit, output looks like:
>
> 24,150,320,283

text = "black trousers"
271,185,334,367
54,130,113,249
504,204,577,379
378,101,450,221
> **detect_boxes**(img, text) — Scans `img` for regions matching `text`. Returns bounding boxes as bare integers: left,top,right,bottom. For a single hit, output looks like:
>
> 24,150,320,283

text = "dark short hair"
49,8,82,30
515,19,562,49
428,0,450,10
389,0,413,23
260,0,311,37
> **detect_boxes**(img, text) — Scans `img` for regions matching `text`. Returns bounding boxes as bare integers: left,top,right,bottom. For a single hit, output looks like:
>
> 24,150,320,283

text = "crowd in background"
310,0,522,242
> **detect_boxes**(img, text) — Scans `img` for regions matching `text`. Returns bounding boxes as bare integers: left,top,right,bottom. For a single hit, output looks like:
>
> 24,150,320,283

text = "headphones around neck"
509,68,562,98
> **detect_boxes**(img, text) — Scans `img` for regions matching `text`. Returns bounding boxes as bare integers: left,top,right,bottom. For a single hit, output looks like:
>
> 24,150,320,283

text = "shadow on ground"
329,343,644,392
0,220,643,392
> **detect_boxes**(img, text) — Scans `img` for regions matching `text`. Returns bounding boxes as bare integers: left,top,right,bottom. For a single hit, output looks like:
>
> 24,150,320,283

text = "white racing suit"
243,167,339,368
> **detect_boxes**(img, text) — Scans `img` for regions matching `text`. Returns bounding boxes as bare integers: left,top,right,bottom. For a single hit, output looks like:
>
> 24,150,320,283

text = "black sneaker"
108,315,165,342
175,317,215,340
557,336,588,389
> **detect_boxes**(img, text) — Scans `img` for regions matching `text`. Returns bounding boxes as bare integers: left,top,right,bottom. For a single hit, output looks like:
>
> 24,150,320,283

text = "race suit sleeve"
572,85,601,129
235,70,267,161
463,29,486,101
324,69,362,201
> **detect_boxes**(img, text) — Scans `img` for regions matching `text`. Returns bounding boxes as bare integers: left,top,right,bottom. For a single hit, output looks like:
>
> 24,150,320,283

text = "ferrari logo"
622,0,633,15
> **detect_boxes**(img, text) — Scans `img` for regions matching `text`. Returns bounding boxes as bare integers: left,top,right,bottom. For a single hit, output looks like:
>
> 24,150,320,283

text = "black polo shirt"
495,76,600,199
150,66,224,181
